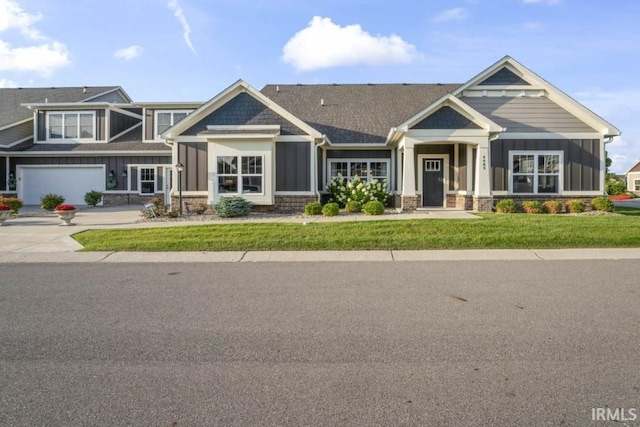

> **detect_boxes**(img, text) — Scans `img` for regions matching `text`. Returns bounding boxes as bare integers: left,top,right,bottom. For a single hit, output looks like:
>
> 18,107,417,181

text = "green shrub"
565,199,585,213
542,200,563,214
326,174,392,207
363,200,385,215
214,196,253,218
591,196,615,212
40,193,65,211
629,192,638,199
345,200,362,213
521,200,541,214
165,209,180,218
84,190,103,207
0,196,23,215
605,179,626,196
495,199,517,213
322,202,340,217
304,201,323,215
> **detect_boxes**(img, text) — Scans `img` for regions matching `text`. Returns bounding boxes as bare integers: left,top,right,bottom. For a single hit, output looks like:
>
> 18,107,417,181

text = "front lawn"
74,208,640,251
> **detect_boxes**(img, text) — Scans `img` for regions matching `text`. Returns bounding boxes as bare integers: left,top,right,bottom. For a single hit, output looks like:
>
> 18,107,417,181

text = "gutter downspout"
314,135,328,202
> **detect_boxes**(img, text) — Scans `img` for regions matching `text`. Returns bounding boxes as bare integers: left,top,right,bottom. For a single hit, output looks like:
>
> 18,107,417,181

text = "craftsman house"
0,56,620,211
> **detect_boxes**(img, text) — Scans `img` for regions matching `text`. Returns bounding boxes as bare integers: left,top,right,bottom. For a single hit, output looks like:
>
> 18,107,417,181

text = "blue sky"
0,0,638,172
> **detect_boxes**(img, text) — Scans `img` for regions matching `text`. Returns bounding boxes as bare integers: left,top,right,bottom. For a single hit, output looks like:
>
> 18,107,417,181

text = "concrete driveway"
613,198,640,208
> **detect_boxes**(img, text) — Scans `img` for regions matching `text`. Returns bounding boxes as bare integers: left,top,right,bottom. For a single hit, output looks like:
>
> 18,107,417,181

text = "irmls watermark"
592,407,638,422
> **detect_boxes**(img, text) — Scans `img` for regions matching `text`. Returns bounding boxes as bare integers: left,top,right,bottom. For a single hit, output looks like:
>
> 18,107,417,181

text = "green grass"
73,207,640,251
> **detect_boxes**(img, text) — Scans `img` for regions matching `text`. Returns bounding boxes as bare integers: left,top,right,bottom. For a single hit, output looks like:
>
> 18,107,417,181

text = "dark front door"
423,159,444,207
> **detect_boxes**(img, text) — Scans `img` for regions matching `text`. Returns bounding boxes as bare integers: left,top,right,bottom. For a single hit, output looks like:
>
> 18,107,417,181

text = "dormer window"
155,110,192,139
47,112,95,141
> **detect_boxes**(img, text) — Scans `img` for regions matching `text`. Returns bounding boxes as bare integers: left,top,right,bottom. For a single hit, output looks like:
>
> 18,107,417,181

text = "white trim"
274,191,315,196
138,166,158,195
154,109,194,141
633,178,640,192
0,117,32,132
561,191,605,196
44,111,97,143
10,150,170,156
126,163,167,195
0,135,32,149
326,158,391,183
624,160,640,175
418,154,449,207
16,164,106,203
173,191,208,196
200,133,278,141
109,122,142,142
111,106,143,120
81,87,132,103
206,125,280,131
508,150,564,195
499,132,602,140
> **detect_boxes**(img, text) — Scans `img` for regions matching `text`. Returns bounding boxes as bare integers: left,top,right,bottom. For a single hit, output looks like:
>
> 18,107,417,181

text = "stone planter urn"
0,209,12,226
53,205,77,226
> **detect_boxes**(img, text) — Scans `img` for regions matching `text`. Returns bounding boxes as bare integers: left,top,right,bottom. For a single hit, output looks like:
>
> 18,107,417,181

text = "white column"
402,145,416,195
453,144,459,191
396,148,403,193
474,144,491,196
466,144,473,193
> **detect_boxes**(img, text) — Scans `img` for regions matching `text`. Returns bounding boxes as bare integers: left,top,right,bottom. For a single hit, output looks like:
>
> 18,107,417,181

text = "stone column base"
472,196,493,212
401,195,418,211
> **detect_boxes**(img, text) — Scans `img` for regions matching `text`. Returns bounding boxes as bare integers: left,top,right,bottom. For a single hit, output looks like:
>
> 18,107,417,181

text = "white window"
510,151,562,194
47,112,95,141
155,110,192,138
217,156,263,194
139,167,156,194
329,159,390,182
634,179,640,191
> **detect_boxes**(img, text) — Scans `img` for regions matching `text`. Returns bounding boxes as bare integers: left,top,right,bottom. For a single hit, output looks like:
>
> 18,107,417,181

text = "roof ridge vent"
320,98,324,106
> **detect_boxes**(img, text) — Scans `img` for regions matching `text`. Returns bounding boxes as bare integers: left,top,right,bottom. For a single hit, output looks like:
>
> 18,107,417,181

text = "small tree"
84,190,103,207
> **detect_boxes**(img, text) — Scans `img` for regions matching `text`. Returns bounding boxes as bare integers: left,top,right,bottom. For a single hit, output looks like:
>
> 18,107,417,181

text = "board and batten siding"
0,121,33,145
491,139,601,192
144,109,155,140
276,141,310,192
461,97,596,133
177,142,208,192
415,145,455,191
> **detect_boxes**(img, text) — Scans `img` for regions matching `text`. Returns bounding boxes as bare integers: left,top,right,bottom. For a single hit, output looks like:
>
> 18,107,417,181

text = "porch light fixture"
175,162,184,215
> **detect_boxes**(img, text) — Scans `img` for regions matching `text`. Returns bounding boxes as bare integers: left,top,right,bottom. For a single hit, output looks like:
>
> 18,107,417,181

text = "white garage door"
19,166,105,205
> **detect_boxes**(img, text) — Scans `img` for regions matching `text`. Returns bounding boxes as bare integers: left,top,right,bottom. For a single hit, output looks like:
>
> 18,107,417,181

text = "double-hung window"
139,167,156,194
48,112,95,140
329,159,389,182
510,151,562,194
217,156,263,194
634,179,640,191
155,110,192,138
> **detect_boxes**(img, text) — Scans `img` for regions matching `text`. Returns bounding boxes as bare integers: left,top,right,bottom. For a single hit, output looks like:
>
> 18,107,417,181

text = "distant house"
626,160,640,193
0,55,621,211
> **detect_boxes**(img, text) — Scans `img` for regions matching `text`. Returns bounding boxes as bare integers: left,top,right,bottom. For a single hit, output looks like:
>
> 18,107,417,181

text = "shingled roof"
260,83,461,144
0,86,122,128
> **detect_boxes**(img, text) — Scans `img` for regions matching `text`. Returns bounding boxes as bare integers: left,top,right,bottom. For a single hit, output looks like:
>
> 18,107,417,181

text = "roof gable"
625,159,640,175
478,67,530,86
411,106,481,130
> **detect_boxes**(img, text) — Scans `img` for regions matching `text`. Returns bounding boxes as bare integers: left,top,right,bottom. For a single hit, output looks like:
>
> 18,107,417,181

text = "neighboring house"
161,55,620,212
0,87,175,205
626,160,640,193
0,56,622,211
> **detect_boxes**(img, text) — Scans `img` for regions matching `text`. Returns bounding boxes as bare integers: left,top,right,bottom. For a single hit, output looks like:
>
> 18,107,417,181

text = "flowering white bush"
326,174,391,207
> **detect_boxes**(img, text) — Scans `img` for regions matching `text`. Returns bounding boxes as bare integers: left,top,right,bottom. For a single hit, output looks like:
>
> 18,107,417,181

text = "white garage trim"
17,165,106,206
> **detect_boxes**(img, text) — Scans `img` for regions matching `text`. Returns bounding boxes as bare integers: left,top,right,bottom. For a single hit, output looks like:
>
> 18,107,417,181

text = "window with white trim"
510,151,562,194
155,110,192,138
634,179,640,191
139,167,156,194
47,112,95,140
329,159,389,182
217,156,263,194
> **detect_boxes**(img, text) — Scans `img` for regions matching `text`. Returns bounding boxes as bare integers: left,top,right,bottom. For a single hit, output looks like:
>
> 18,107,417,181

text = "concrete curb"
1,248,640,263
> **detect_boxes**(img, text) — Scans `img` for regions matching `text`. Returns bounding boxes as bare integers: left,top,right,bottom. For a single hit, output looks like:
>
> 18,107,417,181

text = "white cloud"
114,45,143,60
282,16,419,71
0,77,17,87
522,0,561,4
0,0,70,75
433,8,469,23
0,40,69,75
167,0,196,54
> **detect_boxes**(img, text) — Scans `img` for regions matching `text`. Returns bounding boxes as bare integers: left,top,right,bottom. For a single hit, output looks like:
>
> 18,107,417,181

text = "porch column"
401,143,418,211
473,144,493,212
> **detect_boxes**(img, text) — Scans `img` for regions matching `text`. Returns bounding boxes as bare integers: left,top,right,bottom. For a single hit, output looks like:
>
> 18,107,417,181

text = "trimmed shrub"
40,193,65,211
605,179,626,196
84,190,103,207
363,200,385,215
0,196,23,215
345,200,362,213
591,196,615,212
326,174,392,207
565,199,585,213
521,200,541,214
322,202,340,217
304,201,323,216
214,196,253,218
542,200,563,214
495,199,517,213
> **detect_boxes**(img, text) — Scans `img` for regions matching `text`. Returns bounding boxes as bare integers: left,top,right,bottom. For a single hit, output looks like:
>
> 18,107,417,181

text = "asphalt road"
1,261,639,426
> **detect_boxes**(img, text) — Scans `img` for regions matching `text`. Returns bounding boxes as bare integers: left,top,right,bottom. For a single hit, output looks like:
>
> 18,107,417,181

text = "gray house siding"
478,67,530,86
0,121,33,145
462,97,595,133
458,144,467,191
491,139,600,192
0,156,6,190
37,111,45,141
317,146,323,192
411,107,480,130
416,144,455,191
110,111,140,138
96,110,106,141
10,155,170,191
182,93,307,136
276,141,310,192
177,142,208,192
145,109,154,140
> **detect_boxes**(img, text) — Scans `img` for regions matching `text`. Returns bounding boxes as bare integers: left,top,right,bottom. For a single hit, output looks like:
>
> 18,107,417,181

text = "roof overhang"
197,125,281,141
624,160,640,175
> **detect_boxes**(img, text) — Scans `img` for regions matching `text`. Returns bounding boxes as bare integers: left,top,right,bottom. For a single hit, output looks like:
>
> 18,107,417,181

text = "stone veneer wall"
473,196,493,212
274,195,317,213
103,193,158,207
455,195,474,210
